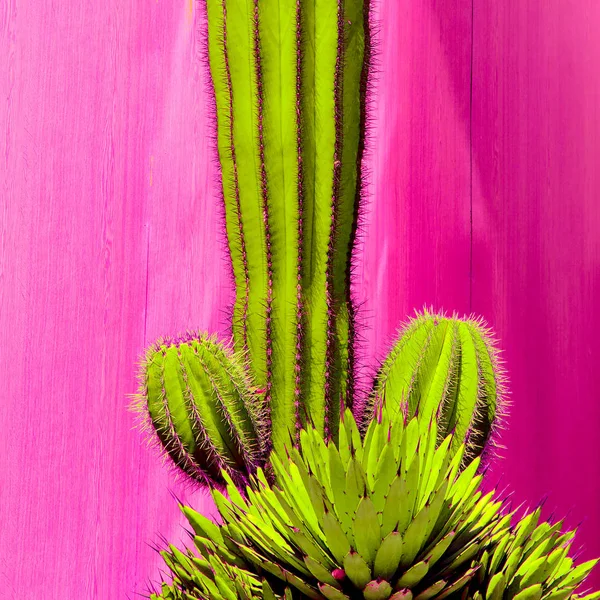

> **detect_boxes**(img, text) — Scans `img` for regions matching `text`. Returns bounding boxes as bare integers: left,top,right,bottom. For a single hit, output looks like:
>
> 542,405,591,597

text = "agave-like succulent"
472,509,599,600
151,406,597,600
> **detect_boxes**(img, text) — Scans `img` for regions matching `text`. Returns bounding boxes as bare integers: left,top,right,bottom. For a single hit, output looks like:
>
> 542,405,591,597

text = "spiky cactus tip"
135,333,265,487
367,309,508,465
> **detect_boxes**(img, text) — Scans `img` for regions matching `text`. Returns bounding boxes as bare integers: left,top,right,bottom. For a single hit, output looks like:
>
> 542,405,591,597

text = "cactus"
135,333,265,486
365,310,508,465
205,0,368,452
136,0,371,478
132,1,599,598
152,409,597,600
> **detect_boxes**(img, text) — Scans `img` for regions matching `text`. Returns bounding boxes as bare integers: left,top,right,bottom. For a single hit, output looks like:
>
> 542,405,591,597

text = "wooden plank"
472,1,600,585
0,1,224,597
2,0,599,595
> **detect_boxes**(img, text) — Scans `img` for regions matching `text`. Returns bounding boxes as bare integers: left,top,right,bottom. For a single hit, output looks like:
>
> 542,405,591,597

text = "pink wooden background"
1,1,599,597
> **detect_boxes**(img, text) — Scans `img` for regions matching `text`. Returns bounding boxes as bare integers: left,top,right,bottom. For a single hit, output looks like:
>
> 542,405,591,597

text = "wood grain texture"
0,1,224,597
0,0,599,597
355,0,473,387
471,0,600,581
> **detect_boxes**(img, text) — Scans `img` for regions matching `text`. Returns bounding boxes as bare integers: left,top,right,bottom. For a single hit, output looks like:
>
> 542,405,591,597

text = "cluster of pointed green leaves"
154,547,266,600
469,508,599,600
367,310,507,463
135,333,265,487
150,406,597,600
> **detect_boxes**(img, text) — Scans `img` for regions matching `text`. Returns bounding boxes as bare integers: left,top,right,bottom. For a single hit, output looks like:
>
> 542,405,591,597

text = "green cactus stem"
135,333,265,487
205,0,370,453
366,309,507,464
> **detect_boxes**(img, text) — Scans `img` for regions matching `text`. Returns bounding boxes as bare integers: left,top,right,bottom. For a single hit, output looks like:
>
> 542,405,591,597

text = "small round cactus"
367,309,507,464
136,333,265,487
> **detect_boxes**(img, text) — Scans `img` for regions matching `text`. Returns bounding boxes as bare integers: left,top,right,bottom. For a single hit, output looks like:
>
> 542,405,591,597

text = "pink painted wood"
0,0,598,597
471,0,600,581
0,1,225,597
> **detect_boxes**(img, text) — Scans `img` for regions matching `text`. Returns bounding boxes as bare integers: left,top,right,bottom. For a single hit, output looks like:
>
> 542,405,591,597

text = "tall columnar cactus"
137,0,373,481
205,0,368,452
137,0,503,484
365,310,507,464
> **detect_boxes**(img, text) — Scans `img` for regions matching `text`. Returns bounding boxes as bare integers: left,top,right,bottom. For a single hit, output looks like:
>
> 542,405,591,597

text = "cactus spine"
368,310,507,463
205,0,368,453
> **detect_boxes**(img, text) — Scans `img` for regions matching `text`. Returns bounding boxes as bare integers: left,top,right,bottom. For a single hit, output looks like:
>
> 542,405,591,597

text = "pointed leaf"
374,532,404,580
364,579,394,600
344,551,372,589
396,561,429,589
322,509,352,564
354,496,381,565
514,584,543,600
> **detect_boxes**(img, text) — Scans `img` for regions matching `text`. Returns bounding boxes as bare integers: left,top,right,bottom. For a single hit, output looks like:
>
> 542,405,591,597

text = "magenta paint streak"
0,0,599,597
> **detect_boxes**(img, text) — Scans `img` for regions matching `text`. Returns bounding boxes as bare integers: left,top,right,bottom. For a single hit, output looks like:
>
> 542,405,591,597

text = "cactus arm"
205,0,252,357
206,0,269,392
140,336,263,486
225,0,271,394
301,0,366,441
297,0,340,440
333,0,369,410
146,344,227,483
369,311,506,464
